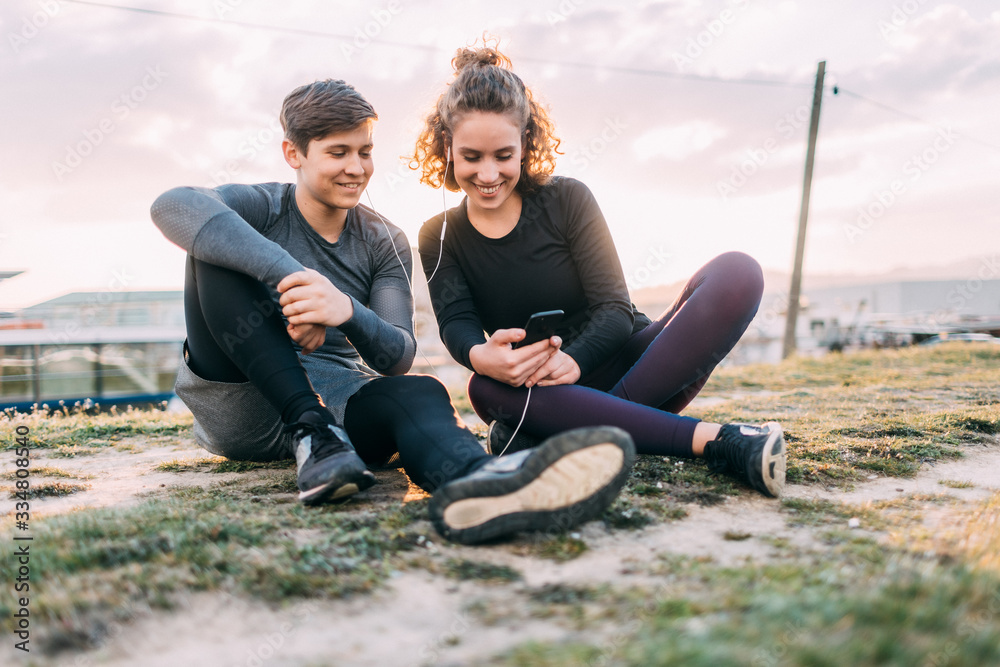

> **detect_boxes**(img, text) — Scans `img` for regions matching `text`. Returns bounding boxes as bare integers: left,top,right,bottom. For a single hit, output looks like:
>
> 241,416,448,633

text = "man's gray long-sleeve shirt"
151,182,416,423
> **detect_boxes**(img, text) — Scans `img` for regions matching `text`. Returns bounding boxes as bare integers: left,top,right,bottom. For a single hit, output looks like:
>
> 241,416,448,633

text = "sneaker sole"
760,421,787,498
298,471,376,506
430,427,636,545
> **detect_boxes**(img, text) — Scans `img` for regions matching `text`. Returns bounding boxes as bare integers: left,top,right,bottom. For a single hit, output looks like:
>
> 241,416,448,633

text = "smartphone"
513,309,565,349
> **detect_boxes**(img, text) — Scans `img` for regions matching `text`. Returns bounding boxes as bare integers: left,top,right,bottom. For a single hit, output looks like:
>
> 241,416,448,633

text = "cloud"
632,121,728,161
0,0,997,308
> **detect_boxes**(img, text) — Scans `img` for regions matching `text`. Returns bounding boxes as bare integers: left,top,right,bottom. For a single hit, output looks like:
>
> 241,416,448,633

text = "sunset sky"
1,0,998,309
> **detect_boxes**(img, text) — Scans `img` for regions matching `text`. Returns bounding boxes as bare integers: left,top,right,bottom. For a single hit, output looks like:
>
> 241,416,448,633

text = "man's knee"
380,373,450,398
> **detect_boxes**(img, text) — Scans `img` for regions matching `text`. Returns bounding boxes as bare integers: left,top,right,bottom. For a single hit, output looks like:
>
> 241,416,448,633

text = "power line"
515,55,813,88
61,0,439,50
61,0,813,89
834,86,1000,153
60,0,1000,152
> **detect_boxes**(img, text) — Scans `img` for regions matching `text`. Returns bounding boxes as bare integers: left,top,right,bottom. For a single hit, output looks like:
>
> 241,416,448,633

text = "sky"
1,0,998,309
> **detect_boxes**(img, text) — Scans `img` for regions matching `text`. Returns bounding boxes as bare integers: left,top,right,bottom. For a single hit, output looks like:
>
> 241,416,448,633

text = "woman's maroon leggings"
468,252,764,458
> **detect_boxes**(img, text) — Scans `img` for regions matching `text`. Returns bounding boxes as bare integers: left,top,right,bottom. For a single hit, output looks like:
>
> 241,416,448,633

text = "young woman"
413,46,787,497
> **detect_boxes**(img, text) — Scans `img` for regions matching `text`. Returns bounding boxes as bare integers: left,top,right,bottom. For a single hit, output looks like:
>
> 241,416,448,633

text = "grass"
0,479,432,651
690,345,1000,486
480,344,1000,665
490,561,1000,667
0,343,997,660
444,558,522,583
153,456,294,473
6,480,91,499
507,533,590,562
489,504,1000,666
0,465,91,480
0,405,192,454
781,497,889,530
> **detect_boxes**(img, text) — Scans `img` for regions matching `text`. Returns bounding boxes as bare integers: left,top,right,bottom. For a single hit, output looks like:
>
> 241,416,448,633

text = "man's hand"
469,329,561,387
277,268,354,328
287,322,327,355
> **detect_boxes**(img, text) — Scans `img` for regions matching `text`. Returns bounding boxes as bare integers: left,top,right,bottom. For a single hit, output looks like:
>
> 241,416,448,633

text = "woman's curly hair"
410,45,561,195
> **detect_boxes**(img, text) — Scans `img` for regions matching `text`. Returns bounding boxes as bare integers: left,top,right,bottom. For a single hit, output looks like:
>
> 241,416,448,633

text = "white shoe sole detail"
298,481,360,503
761,421,786,497
441,443,625,530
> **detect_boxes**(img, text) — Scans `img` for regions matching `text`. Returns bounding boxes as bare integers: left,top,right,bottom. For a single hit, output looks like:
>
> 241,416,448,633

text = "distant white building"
1,290,185,410
15,290,184,329
736,279,1000,364
804,279,1000,322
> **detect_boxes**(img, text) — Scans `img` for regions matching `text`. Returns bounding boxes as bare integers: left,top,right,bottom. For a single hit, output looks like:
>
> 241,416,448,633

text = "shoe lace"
284,421,352,462
706,427,746,476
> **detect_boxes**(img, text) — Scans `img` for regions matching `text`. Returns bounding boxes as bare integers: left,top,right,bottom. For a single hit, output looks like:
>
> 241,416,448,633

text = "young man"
150,79,635,544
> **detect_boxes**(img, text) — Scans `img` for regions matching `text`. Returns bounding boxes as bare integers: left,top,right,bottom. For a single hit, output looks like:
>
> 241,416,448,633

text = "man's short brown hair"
280,79,378,155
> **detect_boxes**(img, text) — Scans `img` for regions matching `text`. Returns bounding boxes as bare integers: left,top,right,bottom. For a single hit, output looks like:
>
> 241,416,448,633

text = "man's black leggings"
184,256,490,491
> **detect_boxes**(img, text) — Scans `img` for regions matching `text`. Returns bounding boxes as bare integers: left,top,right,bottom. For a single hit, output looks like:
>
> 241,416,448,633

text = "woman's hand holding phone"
469,328,561,387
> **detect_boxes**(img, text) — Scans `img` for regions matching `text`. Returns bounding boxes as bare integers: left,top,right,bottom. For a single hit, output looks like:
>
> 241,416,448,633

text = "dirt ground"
8,431,999,667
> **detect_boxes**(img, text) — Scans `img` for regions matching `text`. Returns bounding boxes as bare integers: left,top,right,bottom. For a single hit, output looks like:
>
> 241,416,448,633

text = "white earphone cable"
364,144,532,458
495,385,531,458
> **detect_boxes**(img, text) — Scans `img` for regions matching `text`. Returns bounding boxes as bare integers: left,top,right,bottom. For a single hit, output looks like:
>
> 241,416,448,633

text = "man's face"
284,121,374,218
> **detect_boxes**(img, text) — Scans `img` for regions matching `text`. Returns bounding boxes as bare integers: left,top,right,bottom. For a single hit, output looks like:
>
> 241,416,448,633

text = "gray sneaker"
288,411,375,506
485,420,540,456
703,422,786,498
429,426,636,545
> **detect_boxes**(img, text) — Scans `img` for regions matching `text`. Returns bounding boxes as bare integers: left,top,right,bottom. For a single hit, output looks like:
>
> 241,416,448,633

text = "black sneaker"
429,426,636,545
703,422,786,498
485,420,540,456
286,410,375,506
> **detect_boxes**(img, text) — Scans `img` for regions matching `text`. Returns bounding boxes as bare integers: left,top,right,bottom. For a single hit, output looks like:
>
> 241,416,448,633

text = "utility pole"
782,60,826,359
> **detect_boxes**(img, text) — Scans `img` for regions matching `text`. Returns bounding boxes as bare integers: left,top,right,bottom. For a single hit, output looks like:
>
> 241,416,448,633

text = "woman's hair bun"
452,46,512,74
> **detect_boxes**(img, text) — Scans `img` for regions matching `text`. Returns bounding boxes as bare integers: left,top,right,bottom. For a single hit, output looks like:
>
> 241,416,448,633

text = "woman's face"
449,111,524,216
